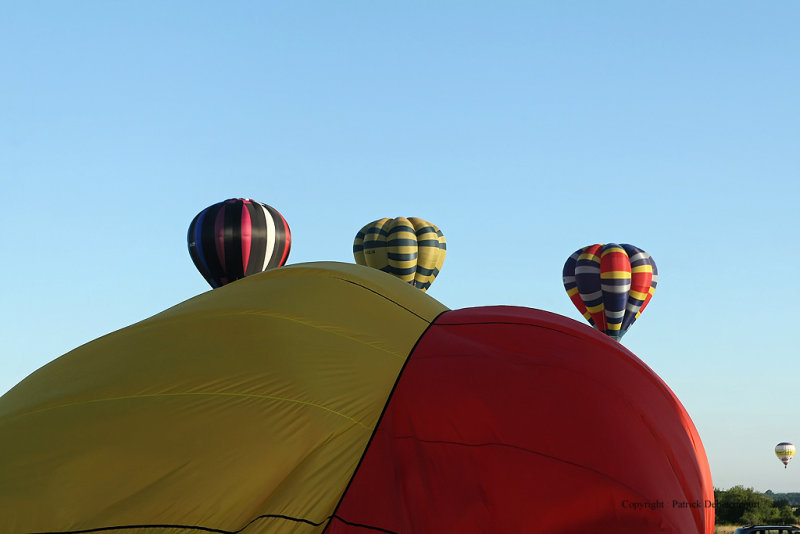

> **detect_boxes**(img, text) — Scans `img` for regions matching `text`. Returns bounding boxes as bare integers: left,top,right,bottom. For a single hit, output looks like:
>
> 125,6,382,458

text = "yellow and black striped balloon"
353,217,446,292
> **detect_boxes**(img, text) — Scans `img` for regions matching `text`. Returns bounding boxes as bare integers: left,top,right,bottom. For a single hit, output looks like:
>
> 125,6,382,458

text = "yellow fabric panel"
355,218,390,271
352,223,368,265
0,262,447,534
433,226,446,276
385,217,417,283
409,217,445,292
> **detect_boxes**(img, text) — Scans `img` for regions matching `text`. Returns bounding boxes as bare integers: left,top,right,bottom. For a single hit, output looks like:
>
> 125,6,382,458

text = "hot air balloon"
187,198,291,288
353,217,446,291
776,442,795,468
562,243,658,341
0,262,713,534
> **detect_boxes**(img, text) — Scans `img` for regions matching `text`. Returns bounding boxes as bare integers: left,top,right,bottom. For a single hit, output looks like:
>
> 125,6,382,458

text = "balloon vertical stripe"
244,201,267,277
239,202,252,274
641,261,658,315
259,202,277,272
428,227,447,291
213,204,228,281
410,218,444,291
196,202,226,288
599,244,631,340
387,218,419,281
354,219,392,273
222,202,245,284
620,244,654,333
574,244,607,332
562,249,594,326
263,203,292,269
188,209,217,288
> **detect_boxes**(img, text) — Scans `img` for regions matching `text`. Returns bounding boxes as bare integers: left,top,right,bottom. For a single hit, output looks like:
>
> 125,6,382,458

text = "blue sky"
2,2,799,492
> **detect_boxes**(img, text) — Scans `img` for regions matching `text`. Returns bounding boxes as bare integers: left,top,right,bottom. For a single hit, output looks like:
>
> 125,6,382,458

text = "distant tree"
741,500,781,525
765,491,800,507
715,486,778,524
778,505,797,524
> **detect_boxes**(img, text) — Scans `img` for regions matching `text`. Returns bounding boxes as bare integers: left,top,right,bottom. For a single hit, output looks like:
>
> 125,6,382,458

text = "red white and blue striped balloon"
187,198,291,288
562,243,658,341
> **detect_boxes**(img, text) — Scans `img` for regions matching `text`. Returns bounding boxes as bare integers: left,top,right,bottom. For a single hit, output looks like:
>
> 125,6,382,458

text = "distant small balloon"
188,198,291,288
562,243,658,341
775,442,795,468
353,217,446,292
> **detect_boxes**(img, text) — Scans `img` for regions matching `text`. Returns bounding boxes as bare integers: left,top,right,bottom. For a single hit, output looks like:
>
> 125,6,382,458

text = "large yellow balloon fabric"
0,262,447,534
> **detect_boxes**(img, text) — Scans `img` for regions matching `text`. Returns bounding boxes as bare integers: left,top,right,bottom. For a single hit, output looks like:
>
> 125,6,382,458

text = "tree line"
715,486,800,525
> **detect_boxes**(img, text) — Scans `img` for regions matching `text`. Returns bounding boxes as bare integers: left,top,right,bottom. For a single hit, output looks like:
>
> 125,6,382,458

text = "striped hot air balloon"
187,198,291,288
353,217,446,292
775,442,795,468
562,243,658,341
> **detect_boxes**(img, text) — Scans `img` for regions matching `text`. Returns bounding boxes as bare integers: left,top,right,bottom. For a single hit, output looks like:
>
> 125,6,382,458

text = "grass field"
715,526,740,534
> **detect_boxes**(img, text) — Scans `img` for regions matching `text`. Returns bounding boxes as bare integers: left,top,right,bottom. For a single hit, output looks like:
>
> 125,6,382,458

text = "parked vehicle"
733,526,800,534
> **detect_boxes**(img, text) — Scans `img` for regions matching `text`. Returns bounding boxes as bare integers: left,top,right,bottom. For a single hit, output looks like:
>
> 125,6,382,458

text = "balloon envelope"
187,198,291,288
0,263,711,534
353,217,446,291
0,263,444,534
330,306,713,534
562,243,658,341
776,442,795,468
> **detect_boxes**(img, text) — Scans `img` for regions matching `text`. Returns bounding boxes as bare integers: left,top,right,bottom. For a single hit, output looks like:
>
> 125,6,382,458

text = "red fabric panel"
328,306,713,534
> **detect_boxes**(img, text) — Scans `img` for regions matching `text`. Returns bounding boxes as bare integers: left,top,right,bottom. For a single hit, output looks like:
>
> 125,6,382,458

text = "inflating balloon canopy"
0,262,712,534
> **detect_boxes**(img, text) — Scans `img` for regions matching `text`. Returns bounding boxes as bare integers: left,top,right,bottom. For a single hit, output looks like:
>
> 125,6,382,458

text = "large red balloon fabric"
329,306,714,534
